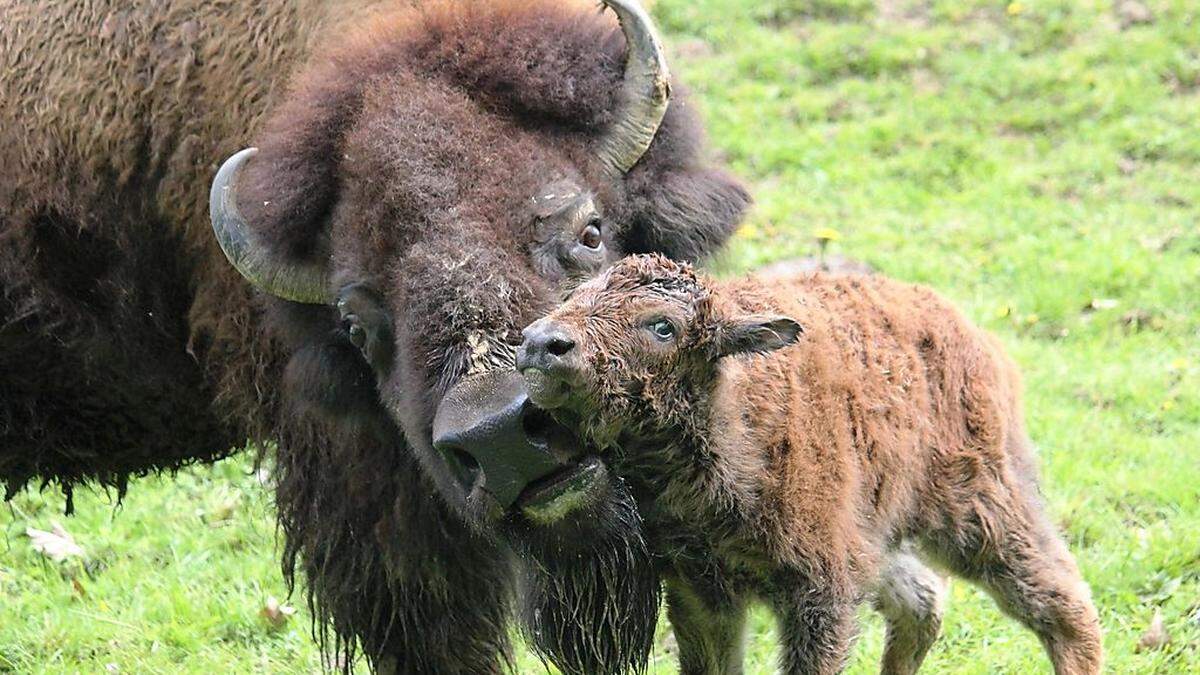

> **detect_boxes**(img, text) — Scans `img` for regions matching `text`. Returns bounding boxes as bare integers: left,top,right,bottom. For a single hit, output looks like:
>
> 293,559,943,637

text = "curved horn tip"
209,146,332,305
596,0,672,176
209,147,259,217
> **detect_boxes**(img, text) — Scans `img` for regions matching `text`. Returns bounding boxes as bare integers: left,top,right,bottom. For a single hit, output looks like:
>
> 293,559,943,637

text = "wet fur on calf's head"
527,254,801,447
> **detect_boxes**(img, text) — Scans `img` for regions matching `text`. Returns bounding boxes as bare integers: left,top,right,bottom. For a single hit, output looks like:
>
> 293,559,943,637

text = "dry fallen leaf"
262,596,297,628
1116,0,1154,29
1137,608,1170,652
1084,298,1119,312
26,521,85,562
1139,229,1181,253
72,578,88,598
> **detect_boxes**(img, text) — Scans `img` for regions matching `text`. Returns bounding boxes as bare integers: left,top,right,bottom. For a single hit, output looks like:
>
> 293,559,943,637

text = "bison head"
213,0,745,529
211,1,748,669
210,6,746,651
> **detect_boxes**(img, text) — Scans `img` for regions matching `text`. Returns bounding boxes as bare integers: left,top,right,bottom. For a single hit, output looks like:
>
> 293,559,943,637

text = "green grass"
4,0,1199,671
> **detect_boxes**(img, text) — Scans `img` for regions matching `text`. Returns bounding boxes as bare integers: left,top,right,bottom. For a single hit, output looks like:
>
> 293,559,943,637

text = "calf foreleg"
665,575,748,675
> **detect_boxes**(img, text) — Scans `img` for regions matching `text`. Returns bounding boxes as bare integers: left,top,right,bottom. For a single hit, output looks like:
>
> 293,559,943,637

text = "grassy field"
3,0,1198,672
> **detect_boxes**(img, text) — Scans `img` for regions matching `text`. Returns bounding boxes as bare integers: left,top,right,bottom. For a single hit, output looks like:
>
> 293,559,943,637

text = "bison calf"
517,254,1102,674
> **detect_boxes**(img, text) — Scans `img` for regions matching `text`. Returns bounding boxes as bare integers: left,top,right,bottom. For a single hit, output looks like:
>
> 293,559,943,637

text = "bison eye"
579,219,603,250
648,319,675,341
344,318,366,349
335,283,395,377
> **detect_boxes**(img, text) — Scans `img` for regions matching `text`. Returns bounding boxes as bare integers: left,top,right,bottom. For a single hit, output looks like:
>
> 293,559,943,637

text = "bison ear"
622,166,750,262
712,315,802,359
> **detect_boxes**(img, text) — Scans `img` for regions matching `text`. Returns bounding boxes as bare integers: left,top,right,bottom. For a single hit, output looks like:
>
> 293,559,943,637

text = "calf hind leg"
872,549,948,675
924,492,1103,675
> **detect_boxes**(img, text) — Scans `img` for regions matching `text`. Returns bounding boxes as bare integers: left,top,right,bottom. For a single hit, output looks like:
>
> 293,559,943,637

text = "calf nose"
517,319,576,373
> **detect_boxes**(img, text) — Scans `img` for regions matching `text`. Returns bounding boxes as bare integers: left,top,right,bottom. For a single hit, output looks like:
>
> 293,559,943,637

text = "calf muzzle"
516,318,583,409
517,319,577,371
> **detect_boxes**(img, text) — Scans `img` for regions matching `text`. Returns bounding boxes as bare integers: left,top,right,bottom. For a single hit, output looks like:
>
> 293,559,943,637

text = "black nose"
432,370,563,510
517,319,576,372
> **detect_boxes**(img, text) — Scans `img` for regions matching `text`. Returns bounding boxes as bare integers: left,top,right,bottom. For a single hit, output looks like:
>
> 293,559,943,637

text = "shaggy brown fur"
1,2,748,672
522,254,1104,674
0,0,344,506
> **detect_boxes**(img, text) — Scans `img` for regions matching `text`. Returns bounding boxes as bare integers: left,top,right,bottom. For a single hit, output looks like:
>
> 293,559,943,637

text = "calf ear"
713,316,802,358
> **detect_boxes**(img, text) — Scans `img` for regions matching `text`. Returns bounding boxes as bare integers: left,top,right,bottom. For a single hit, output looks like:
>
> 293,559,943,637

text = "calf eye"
579,219,603,250
648,319,675,341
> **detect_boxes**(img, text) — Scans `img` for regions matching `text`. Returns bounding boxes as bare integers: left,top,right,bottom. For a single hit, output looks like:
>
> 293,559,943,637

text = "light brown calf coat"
519,254,1103,674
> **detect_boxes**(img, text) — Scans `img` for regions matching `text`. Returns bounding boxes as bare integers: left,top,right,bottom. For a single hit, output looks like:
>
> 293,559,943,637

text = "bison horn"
595,0,671,176
209,147,333,304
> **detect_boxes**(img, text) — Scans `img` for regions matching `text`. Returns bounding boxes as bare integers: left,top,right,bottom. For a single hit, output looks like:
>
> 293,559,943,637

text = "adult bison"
0,0,748,672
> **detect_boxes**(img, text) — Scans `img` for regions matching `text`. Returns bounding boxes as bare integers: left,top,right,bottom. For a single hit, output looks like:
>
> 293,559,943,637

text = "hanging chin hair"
509,477,662,675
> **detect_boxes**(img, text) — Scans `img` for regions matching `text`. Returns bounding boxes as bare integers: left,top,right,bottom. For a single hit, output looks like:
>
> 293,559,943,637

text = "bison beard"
273,399,515,673
511,479,662,675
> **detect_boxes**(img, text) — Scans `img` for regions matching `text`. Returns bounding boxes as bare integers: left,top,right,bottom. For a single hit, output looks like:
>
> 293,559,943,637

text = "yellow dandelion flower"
737,223,761,239
813,227,842,242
